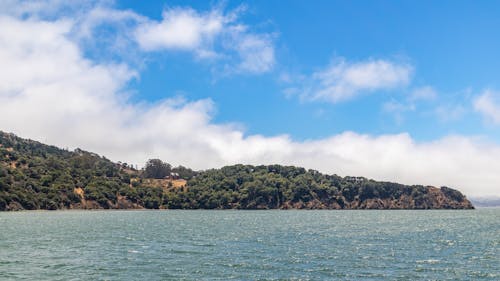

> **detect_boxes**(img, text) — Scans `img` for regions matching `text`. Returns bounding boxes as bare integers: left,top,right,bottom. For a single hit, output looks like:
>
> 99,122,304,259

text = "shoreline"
0,207,483,213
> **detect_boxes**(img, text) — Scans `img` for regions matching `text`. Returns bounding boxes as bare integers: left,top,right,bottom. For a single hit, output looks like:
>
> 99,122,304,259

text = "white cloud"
0,3,499,199
435,104,467,122
2,1,275,75
383,100,415,113
0,0,95,18
474,90,500,124
135,8,225,52
382,99,415,124
287,58,413,103
382,86,438,123
76,6,146,39
134,6,275,73
409,86,437,101
232,33,275,74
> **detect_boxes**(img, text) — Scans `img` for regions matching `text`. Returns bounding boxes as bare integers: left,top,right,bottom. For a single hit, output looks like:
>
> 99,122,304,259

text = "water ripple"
0,209,498,280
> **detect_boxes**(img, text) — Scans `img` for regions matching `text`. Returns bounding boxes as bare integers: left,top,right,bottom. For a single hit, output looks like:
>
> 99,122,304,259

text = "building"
167,172,180,180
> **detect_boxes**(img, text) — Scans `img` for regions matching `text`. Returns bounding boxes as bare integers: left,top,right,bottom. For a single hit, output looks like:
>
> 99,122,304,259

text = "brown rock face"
346,186,473,209
278,186,473,210
6,201,24,211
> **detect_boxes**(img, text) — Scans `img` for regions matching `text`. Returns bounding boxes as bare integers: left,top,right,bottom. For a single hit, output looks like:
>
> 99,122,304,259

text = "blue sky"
1,0,500,198
117,0,500,141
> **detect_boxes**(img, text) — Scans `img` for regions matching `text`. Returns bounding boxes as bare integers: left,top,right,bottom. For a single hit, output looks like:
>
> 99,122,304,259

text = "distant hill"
470,197,500,208
0,131,474,210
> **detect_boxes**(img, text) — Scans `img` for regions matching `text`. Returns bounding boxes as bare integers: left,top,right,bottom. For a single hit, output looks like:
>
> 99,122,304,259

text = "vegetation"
0,131,473,210
143,159,171,179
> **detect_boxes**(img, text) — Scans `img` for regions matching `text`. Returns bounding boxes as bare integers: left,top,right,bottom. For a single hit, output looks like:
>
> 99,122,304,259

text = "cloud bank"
0,2,499,198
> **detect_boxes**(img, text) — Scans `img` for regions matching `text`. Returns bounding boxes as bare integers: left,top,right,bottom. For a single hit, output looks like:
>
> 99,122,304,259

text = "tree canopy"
143,159,171,179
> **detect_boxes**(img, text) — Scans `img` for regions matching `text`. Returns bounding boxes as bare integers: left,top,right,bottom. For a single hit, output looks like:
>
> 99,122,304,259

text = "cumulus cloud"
286,58,412,103
134,6,275,73
135,8,225,52
2,1,275,75
230,32,275,74
474,90,500,124
0,2,499,199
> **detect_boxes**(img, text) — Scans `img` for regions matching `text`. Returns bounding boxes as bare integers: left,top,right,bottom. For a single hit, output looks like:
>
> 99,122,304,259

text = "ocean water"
0,210,498,280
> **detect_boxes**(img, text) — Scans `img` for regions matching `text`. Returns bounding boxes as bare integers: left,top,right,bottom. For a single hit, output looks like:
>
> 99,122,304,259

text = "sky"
1,0,500,199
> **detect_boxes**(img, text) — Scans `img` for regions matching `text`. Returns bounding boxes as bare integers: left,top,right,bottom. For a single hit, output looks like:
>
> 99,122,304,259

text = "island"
0,131,474,211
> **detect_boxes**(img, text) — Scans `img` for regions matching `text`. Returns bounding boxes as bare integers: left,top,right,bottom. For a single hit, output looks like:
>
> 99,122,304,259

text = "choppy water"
0,210,498,280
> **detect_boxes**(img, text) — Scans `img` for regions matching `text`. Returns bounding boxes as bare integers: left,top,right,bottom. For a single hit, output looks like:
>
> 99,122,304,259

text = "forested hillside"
0,131,473,210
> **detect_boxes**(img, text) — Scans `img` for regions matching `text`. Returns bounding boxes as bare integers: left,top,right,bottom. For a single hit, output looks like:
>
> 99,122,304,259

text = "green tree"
143,159,171,179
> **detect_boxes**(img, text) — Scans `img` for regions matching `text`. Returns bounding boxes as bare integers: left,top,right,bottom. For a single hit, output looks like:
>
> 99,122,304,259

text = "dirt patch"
142,178,187,189
170,179,187,188
74,187,85,198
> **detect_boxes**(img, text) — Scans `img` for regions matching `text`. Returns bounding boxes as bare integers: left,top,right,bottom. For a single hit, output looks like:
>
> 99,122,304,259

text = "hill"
0,131,473,210
469,197,500,208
